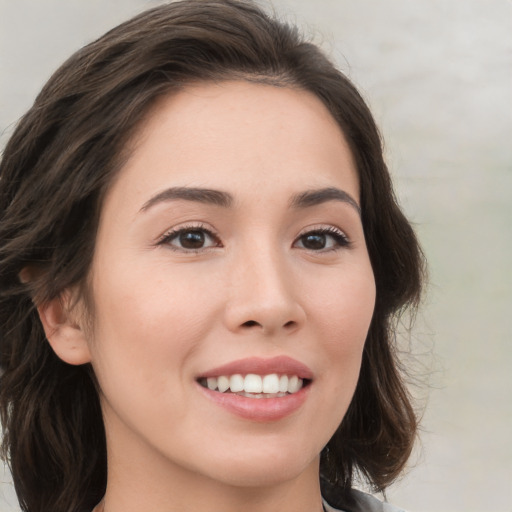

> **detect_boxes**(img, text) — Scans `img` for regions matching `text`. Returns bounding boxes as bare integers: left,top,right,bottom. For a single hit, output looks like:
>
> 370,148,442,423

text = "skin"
43,81,376,512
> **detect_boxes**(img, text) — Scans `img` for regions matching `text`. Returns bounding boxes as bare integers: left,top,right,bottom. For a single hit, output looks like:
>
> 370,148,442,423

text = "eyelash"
157,223,222,253
293,226,350,252
157,224,350,253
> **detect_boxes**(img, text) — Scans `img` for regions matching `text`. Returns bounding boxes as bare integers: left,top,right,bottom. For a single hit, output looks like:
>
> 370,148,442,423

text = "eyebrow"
140,185,360,215
140,187,233,211
290,187,361,215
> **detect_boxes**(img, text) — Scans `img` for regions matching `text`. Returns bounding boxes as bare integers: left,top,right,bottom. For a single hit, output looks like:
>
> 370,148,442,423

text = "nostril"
242,320,260,328
241,320,297,330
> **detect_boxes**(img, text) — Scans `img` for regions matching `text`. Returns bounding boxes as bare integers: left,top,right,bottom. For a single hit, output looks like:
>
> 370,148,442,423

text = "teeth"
217,375,230,393
237,392,288,399
200,373,305,396
244,374,262,393
288,375,300,393
229,374,244,392
206,377,217,390
262,374,279,393
278,375,288,393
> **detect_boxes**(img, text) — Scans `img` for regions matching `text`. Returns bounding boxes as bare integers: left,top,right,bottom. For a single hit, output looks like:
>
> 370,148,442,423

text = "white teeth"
244,374,263,393
229,374,244,392
238,392,288,399
262,374,280,393
217,375,230,393
278,375,288,393
206,377,217,390
288,375,300,394
201,373,305,396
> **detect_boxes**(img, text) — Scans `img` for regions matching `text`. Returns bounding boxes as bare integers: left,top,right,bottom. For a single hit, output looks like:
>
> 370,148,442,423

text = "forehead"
103,80,359,214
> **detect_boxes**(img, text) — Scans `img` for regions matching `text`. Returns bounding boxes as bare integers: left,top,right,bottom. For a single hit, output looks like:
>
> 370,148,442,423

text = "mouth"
196,356,313,420
197,373,311,399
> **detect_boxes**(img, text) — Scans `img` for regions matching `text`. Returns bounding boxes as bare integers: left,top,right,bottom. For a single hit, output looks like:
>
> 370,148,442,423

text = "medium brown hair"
0,1,425,511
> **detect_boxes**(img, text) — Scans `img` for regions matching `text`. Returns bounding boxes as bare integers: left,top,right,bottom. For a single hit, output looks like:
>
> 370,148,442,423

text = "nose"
223,246,306,336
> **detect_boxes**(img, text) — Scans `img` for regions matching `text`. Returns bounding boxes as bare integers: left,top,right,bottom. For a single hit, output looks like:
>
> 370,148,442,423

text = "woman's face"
86,81,375,488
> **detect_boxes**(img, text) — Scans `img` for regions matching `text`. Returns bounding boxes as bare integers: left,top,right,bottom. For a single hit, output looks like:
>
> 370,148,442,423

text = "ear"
37,292,92,366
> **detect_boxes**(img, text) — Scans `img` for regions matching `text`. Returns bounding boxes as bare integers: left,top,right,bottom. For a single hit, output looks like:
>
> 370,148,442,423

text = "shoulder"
323,489,407,512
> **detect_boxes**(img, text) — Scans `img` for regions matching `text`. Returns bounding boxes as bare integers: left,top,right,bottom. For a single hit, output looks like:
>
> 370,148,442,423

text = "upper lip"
198,356,314,380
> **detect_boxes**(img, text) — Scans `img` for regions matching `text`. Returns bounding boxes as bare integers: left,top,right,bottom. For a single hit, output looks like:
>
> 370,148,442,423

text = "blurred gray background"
1,1,511,511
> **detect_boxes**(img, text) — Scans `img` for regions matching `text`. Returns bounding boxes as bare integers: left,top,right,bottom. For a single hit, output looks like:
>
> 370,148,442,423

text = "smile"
198,373,307,398
196,356,313,421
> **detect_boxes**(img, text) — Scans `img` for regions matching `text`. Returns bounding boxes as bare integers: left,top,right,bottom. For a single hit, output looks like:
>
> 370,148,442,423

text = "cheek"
294,263,375,447
311,262,375,335
94,256,220,329
306,262,375,378
88,262,222,390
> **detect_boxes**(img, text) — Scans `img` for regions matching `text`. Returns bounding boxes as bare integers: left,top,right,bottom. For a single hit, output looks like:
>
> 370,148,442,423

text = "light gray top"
323,489,406,512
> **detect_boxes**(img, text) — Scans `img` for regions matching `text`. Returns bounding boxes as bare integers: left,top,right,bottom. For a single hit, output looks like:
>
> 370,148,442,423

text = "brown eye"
301,233,327,250
294,228,349,251
179,230,206,249
160,227,221,251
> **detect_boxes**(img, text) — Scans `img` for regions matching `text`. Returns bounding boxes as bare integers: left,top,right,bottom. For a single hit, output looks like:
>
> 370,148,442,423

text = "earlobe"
37,294,92,366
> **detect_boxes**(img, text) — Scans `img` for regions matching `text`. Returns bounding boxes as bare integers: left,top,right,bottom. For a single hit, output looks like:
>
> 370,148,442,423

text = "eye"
158,225,221,252
294,227,350,251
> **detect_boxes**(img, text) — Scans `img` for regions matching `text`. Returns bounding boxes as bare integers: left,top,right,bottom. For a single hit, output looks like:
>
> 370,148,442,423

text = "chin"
201,444,320,488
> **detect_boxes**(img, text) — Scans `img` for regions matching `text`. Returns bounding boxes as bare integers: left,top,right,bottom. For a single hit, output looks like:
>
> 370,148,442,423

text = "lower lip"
197,383,310,422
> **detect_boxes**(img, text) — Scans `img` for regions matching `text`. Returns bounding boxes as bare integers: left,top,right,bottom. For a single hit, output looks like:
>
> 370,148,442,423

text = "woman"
0,1,424,511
